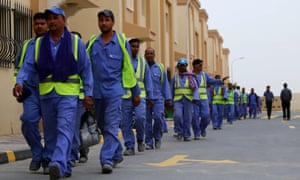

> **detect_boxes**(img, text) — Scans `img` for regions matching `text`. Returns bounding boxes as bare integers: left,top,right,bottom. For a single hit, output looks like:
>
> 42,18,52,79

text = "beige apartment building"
0,0,230,135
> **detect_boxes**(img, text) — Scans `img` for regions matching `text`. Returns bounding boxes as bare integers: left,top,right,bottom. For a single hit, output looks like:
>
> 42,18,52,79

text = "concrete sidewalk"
0,134,31,164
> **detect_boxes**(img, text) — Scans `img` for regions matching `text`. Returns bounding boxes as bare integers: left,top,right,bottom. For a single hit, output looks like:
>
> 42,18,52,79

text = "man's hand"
14,84,23,97
83,96,93,110
132,96,141,107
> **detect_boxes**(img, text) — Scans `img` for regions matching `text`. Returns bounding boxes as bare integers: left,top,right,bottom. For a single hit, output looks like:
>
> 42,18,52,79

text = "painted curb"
0,149,31,164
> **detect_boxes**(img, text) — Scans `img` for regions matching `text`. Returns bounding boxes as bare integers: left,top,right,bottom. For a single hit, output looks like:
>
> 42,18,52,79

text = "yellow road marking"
289,125,296,129
146,155,239,167
5,151,16,162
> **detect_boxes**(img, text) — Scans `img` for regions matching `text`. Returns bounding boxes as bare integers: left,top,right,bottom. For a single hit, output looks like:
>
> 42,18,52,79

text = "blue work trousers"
173,97,194,138
41,95,77,176
121,98,146,149
20,86,43,162
212,104,224,128
240,104,248,119
71,100,85,161
225,104,235,123
249,103,257,118
192,99,210,137
234,103,240,120
145,99,164,146
94,97,123,166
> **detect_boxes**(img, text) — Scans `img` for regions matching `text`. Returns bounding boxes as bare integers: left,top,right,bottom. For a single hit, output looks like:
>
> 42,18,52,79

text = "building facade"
0,0,231,135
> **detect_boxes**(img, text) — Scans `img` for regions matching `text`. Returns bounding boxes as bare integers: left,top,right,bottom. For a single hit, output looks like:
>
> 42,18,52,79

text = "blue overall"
225,89,235,123
234,91,240,120
15,38,43,162
171,74,199,138
145,62,171,147
18,31,93,176
121,56,153,150
89,32,139,166
212,85,227,128
248,93,258,118
192,72,223,137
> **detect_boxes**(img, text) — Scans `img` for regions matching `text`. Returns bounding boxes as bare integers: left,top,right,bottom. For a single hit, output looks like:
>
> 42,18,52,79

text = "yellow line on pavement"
289,125,296,129
5,151,16,162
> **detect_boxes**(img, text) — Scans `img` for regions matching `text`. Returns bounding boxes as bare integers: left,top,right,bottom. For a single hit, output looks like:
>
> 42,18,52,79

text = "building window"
126,0,134,11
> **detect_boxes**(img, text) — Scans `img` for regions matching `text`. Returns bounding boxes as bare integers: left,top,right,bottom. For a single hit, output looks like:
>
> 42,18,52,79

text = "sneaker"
176,134,183,141
49,164,61,180
70,160,76,167
79,156,88,163
194,136,200,140
201,130,207,137
113,157,124,168
183,137,191,142
102,164,113,174
123,148,135,156
145,144,154,150
29,160,41,171
155,140,161,149
137,142,145,152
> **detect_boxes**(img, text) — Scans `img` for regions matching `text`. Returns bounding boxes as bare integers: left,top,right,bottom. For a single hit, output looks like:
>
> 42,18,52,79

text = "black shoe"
64,172,71,178
194,136,200,140
145,144,154,150
137,142,145,152
183,137,191,141
213,127,218,130
201,130,207,137
102,164,113,174
123,148,135,156
70,160,76,167
29,160,41,171
113,157,124,168
155,140,161,149
49,164,61,180
79,156,88,163
176,134,183,141
42,158,51,175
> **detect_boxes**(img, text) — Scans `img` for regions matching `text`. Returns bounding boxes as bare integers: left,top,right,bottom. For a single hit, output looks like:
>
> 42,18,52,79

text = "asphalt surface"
0,111,299,180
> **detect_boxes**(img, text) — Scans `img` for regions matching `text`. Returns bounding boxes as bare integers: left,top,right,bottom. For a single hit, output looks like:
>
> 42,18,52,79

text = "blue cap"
45,6,65,17
177,58,188,66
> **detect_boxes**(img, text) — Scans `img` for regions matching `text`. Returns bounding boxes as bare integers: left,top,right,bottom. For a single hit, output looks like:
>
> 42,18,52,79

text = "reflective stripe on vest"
157,63,164,86
241,93,248,104
13,38,34,83
86,33,136,89
123,57,146,99
198,72,208,100
212,87,224,104
173,75,193,102
226,90,234,105
35,34,80,96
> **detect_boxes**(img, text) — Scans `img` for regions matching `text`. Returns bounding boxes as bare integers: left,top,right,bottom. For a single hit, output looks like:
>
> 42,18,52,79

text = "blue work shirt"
195,71,223,87
131,57,153,99
17,30,93,98
16,38,39,88
170,74,199,101
263,91,274,102
148,62,171,101
89,32,139,98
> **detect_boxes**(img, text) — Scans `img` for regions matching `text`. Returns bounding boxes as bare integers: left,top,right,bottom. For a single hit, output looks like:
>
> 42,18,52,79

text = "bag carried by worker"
80,110,101,148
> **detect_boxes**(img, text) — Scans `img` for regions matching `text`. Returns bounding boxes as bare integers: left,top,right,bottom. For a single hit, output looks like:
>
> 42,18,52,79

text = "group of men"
12,6,294,180
13,7,173,179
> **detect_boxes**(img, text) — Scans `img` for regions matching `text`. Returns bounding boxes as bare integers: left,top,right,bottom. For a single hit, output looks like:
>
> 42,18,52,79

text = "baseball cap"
97,9,114,21
177,58,188,66
45,6,66,17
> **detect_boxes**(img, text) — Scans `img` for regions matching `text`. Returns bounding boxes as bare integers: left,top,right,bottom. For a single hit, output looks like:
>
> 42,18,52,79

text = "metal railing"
0,0,32,69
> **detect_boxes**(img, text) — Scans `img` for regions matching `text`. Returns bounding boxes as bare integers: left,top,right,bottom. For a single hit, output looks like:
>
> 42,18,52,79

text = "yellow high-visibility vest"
173,75,193,102
198,72,208,100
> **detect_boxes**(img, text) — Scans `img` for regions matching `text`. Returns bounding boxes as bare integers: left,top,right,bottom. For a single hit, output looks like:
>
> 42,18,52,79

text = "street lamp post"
230,57,245,83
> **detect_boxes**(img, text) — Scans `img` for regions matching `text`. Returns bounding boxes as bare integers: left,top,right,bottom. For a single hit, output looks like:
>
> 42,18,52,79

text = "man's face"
130,42,139,57
46,13,65,32
193,63,202,72
177,64,187,73
144,48,155,63
98,16,114,34
33,18,47,37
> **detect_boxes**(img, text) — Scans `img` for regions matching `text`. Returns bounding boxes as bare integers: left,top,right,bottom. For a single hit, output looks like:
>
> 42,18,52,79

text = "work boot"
29,160,41,171
123,148,135,156
155,140,161,149
102,164,113,174
49,164,61,180
137,141,145,152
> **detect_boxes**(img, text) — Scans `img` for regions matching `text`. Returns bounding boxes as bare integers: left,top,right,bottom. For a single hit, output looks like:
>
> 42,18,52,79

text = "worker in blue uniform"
248,88,259,119
171,58,199,141
211,75,228,129
144,47,171,149
225,82,235,124
87,9,140,174
13,12,47,172
15,7,93,179
191,59,227,139
121,38,153,155
239,87,248,119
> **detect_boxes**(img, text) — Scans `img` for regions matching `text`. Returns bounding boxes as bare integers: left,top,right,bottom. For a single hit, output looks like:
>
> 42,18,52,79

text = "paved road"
0,112,299,180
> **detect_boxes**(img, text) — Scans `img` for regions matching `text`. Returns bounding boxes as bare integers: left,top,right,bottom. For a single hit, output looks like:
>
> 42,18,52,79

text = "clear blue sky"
200,0,300,96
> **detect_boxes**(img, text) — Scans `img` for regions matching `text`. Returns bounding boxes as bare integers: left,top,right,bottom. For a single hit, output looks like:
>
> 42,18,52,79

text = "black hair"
192,58,203,66
129,38,140,44
33,12,46,21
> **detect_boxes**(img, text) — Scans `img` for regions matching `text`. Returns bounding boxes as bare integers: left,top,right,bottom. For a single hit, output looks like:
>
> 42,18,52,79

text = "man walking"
263,85,274,119
280,83,292,120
